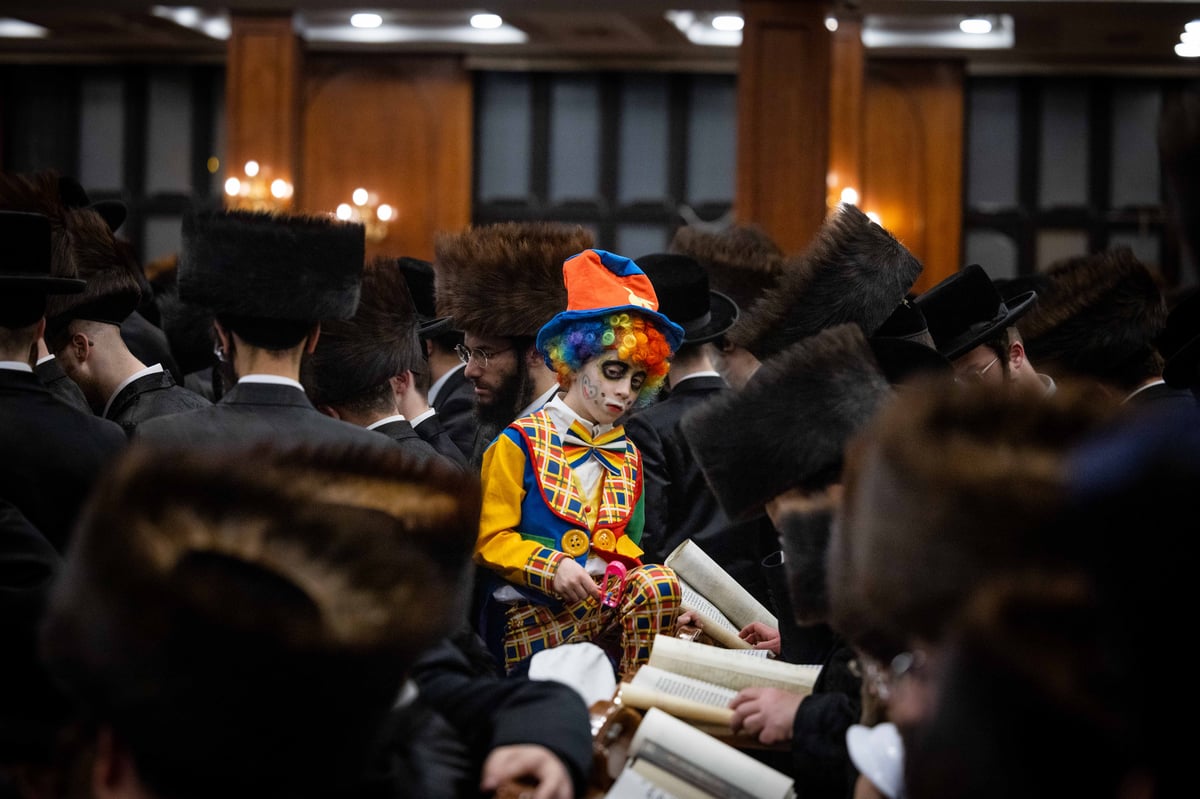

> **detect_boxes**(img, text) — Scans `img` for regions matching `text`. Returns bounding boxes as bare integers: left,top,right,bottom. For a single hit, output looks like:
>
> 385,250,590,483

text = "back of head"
304,256,423,409
1018,248,1168,391
41,442,480,799
830,377,1121,652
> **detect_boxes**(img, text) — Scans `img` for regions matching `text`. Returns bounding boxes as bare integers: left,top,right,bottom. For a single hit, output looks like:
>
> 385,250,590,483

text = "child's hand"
739,621,781,657
553,558,601,603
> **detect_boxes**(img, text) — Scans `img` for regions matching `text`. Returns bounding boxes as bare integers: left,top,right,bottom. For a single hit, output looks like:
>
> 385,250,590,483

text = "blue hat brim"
536,305,685,369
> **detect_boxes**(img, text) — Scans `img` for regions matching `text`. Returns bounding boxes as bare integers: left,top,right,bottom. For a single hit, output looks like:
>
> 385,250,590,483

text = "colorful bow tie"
562,421,626,475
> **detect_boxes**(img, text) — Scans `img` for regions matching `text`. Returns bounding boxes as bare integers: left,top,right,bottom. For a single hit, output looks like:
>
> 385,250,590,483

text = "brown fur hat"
180,209,365,322
669,223,785,326
304,256,423,408
1017,247,1167,391
735,204,924,360
829,377,1120,654
680,323,892,521
433,221,593,338
41,442,479,799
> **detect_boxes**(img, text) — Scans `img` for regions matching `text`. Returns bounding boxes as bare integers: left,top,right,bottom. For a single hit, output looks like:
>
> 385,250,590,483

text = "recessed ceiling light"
351,13,382,29
825,16,839,33
711,15,744,32
0,18,48,38
1176,40,1200,58
959,17,992,35
1187,20,1200,34
470,13,503,30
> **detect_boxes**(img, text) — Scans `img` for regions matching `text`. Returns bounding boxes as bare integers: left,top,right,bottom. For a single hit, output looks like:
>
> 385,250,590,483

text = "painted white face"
568,353,646,425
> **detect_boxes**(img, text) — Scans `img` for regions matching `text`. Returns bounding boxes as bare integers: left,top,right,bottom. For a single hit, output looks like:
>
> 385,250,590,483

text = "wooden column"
224,14,302,207
827,13,865,213
735,0,833,255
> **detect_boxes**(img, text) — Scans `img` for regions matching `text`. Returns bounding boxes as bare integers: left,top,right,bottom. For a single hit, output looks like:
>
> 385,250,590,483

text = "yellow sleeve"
475,433,566,589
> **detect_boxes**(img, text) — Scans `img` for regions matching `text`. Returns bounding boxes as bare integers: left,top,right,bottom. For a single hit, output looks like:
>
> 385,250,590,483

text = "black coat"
134,381,399,452
120,310,184,386
0,368,128,550
623,375,775,604
372,418,465,471
105,369,211,436
33,356,91,414
1127,380,1200,412
430,367,476,461
411,414,471,471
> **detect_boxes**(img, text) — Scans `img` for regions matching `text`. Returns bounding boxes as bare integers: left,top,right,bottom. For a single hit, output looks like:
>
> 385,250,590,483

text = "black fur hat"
735,204,925,360
305,256,423,408
1018,248,1167,390
41,442,479,799
680,323,892,521
433,221,593,338
180,210,365,322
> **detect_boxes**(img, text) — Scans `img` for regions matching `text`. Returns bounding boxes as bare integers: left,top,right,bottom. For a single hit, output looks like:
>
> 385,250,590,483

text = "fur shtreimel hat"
44,207,144,338
1017,247,1167,389
434,221,594,339
180,210,365,322
669,223,784,347
735,204,925,361
305,257,423,408
680,323,892,521
831,378,1119,651
41,443,479,799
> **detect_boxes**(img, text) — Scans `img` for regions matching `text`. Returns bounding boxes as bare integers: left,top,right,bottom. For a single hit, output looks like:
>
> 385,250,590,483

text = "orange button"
593,529,616,551
562,530,590,557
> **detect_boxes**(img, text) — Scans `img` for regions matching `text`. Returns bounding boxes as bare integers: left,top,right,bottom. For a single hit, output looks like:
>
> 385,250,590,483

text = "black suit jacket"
105,369,211,436
411,413,470,470
121,310,184,385
33,357,91,414
430,367,477,461
372,418,465,471
134,381,398,453
623,374,775,604
0,369,128,550
1127,380,1200,412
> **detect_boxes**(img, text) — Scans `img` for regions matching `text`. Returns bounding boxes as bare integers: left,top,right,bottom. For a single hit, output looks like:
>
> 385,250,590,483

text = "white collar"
671,369,721,387
36,354,55,366
0,361,33,374
366,413,407,430
238,374,306,392
1124,378,1167,403
409,407,436,426
428,362,465,404
103,363,164,418
544,394,614,438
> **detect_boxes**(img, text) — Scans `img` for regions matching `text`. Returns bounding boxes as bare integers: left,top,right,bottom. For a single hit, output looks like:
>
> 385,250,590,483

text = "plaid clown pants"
502,564,681,678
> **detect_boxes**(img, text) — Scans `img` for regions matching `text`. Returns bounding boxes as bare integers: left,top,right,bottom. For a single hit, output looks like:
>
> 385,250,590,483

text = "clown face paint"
566,353,646,425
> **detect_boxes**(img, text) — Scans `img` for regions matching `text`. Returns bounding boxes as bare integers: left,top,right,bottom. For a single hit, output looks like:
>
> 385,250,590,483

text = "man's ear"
1008,340,1026,371
92,726,144,799
524,344,544,369
67,331,92,364
304,323,321,355
388,372,412,397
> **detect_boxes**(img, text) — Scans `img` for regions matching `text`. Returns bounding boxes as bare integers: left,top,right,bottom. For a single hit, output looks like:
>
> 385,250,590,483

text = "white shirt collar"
428,362,465,404
366,413,407,431
36,354,55,366
238,374,306,392
409,407,436,427
1124,378,1166,403
0,361,34,374
103,363,164,418
544,394,613,438
518,383,562,420
672,369,721,388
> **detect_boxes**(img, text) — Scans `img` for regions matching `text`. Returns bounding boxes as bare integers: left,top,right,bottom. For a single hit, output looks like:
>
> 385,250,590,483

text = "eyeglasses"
957,355,1000,383
454,343,513,368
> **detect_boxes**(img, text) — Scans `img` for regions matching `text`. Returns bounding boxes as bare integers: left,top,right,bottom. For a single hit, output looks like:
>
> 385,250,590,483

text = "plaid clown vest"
510,409,642,566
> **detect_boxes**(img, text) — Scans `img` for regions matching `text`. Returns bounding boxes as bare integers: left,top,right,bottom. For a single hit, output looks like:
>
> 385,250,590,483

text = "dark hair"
218,314,311,351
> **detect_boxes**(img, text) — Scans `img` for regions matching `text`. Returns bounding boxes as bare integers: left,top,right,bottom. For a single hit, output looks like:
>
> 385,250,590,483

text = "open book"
617,635,822,729
603,707,796,799
665,539,778,650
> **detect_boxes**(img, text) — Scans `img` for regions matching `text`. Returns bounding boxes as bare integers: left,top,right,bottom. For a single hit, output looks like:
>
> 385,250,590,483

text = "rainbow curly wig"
541,312,672,405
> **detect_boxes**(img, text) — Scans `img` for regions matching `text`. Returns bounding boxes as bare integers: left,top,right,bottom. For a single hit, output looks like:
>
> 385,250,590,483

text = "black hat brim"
940,290,1038,361
418,315,455,339
680,290,739,345
0,275,87,294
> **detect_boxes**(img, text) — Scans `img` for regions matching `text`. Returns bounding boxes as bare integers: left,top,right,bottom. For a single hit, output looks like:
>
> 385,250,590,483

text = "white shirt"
409,407,436,427
1125,378,1166,403
36,354,55,366
238,374,306,392
366,413,407,430
0,361,33,373
103,363,163,419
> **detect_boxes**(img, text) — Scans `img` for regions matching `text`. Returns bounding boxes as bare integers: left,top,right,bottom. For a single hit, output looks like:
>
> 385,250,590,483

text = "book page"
629,708,796,799
605,763,691,799
647,634,821,694
620,666,737,726
666,539,779,630
679,580,752,650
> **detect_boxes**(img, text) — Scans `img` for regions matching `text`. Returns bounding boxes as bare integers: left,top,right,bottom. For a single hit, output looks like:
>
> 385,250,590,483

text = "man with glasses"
914,263,1053,396
434,222,595,466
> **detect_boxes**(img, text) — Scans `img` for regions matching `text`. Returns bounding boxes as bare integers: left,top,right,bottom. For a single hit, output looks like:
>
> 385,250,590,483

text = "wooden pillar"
224,14,302,208
827,13,865,214
735,0,833,255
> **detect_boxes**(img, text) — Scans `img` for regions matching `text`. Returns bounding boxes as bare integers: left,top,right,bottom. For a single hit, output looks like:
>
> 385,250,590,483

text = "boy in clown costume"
475,248,684,677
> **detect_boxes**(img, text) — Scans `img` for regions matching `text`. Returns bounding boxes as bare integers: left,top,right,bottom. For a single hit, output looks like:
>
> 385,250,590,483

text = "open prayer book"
665,539,778,650
603,707,796,799
617,635,822,730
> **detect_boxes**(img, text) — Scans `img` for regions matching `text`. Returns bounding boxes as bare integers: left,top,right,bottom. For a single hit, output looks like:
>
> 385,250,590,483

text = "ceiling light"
711,15,743,32
0,18,48,38
1183,31,1199,44
825,16,839,33
351,13,382,29
1187,20,1200,34
959,17,992,35
665,10,741,47
470,13,503,30
1176,40,1200,58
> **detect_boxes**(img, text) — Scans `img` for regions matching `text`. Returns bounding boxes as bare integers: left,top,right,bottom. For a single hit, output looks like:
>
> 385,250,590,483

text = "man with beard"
433,221,595,466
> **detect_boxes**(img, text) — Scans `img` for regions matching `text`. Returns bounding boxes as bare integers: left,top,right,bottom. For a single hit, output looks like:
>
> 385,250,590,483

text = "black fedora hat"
868,299,951,384
0,211,85,294
1159,289,1200,388
396,256,454,338
57,175,126,233
635,252,738,345
914,264,1037,360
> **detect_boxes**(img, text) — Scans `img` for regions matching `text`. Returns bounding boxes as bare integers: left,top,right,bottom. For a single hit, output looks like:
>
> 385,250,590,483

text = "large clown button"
562,530,590,557
593,529,616,552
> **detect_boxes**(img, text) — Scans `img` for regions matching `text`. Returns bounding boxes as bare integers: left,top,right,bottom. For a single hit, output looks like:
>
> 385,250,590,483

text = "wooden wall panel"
225,15,301,193
301,56,472,262
828,14,865,212
862,60,965,293
736,0,832,256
